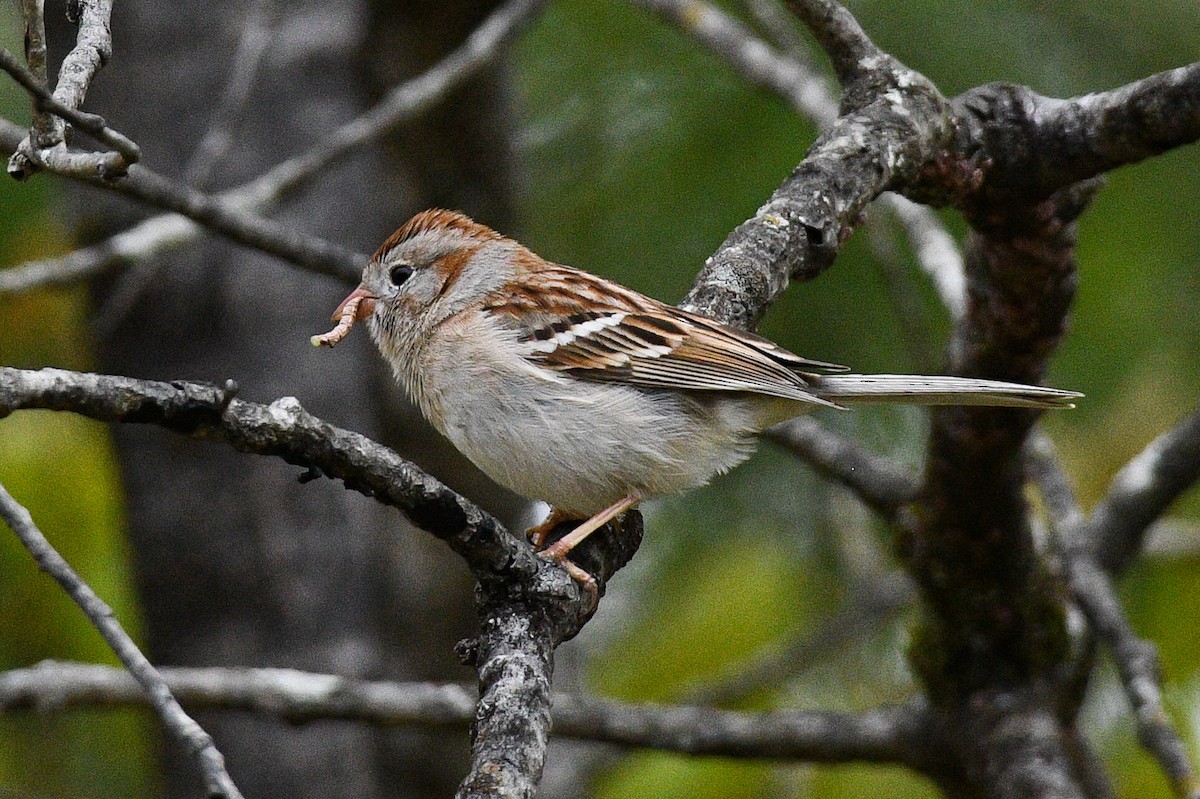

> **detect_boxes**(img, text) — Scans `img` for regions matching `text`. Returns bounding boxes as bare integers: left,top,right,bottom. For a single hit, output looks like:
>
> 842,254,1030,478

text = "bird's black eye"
389,264,414,286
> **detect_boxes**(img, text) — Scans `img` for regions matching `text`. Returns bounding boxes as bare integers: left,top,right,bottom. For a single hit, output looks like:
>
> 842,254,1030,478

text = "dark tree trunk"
56,2,525,796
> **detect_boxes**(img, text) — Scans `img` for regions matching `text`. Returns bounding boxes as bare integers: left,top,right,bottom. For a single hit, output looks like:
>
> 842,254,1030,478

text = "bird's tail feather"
813,374,1081,409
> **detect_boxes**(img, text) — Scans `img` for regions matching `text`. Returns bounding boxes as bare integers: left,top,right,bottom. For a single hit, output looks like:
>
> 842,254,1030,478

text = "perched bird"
314,209,1079,591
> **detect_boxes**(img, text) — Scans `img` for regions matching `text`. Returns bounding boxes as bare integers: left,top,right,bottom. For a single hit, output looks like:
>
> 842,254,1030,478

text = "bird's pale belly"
436,374,760,517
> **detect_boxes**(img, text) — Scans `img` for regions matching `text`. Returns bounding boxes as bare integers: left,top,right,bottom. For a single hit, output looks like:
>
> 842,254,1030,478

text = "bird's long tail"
812,374,1081,409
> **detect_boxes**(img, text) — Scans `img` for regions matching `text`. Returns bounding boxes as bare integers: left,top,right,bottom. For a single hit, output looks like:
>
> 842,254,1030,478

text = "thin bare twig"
0,116,365,281
90,0,280,336
1144,518,1200,561
1090,407,1200,575
767,417,920,519
0,212,197,295
1025,431,1088,541
0,661,935,766
233,0,551,210
881,194,966,320
739,0,811,62
781,0,881,85
17,0,55,141
629,0,836,125
183,0,279,186
7,0,137,179
0,486,245,799
7,0,59,178
1072,556,1200,799
865,209,942,370
0,0,548,295
1027,433,1200,799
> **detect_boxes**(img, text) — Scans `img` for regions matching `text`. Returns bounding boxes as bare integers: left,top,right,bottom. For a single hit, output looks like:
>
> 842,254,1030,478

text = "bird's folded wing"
510,304,846,406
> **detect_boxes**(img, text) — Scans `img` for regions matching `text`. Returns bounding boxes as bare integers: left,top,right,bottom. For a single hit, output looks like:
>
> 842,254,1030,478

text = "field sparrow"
314,210,1079,591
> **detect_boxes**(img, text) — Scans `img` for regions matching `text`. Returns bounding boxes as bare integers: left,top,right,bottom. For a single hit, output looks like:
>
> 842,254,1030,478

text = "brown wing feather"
485,264,846,407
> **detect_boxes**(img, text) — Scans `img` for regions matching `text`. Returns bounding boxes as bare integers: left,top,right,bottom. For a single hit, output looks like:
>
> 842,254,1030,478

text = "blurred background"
0,1,1198,797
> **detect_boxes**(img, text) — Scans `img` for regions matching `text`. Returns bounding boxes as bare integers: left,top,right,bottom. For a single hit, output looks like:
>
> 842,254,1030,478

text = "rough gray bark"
0,363,638,798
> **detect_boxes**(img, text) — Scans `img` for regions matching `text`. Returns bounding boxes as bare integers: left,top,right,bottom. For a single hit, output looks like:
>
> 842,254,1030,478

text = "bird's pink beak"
331,285,377,323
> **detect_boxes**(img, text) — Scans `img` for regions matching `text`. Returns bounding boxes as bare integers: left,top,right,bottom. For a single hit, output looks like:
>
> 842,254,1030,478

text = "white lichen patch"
259,668,344,702
858,54,889,74
883,88,911,115
267,396,305,425
23,367,69,392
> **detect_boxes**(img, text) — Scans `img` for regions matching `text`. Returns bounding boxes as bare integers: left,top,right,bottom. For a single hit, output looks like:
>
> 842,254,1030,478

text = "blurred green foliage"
0,9,155,797
0,0,1197,796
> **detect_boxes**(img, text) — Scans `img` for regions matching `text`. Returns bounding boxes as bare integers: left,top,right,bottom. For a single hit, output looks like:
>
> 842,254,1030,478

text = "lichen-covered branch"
456,602,558,799
904,178,1099,700
6,0,136,179
949,67,1200,211
0,660,934,766
0,365,637,796
456,510,642,798
0,366,526,577
953,63,1200,204
934,689,1089,799
1040,61,1200,183
49,0,115,123
679,39,952,328
903,187,1092,792
0,46,139,169
636,0,966,325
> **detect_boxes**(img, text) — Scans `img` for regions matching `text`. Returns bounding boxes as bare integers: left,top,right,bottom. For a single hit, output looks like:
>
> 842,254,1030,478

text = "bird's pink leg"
536,495,638,611
539,495,638,562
